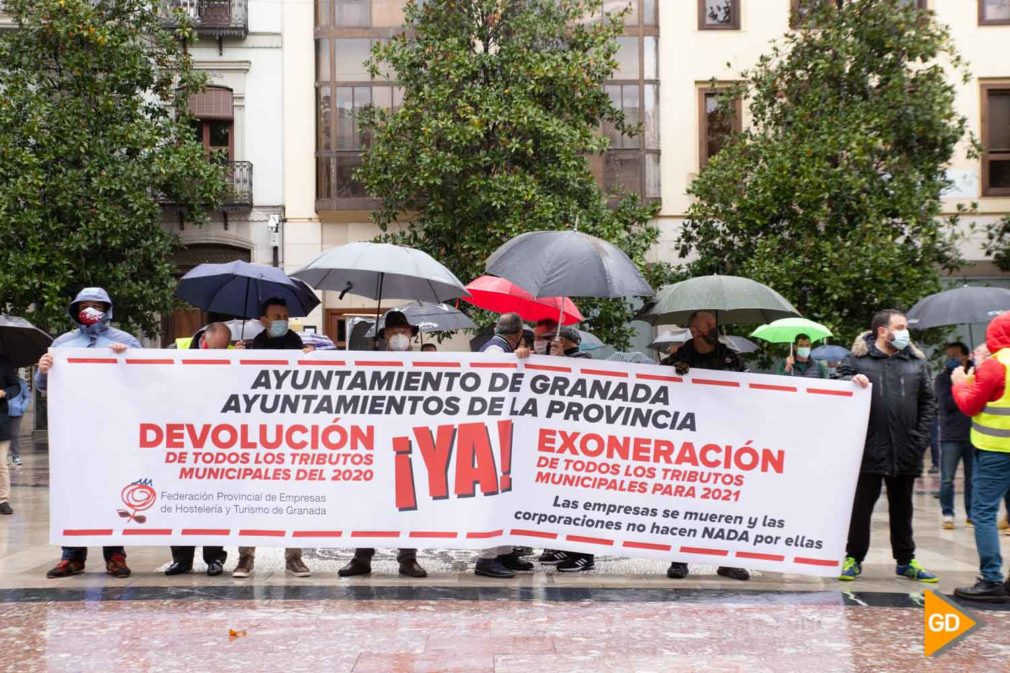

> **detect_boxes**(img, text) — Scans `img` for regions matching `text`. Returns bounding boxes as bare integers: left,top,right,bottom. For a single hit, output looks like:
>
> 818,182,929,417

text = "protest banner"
48,348,870,576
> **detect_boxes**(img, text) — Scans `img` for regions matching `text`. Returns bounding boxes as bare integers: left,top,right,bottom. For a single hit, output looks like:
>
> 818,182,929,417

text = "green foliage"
357,0,669,349
985,215,1010,272
678,0,971,346
0,0,226,336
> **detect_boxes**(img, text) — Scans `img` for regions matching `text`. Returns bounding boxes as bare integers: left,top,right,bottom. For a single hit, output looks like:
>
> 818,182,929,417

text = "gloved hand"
674,361,690,376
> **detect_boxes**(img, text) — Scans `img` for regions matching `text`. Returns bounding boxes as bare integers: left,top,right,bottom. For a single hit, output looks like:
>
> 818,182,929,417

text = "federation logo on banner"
116,478,157,524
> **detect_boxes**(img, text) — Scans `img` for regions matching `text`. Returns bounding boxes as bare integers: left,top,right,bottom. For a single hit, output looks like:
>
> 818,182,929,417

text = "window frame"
979,0,1010,26
697,0,740,31
698,85,742,170
981,82,1010,196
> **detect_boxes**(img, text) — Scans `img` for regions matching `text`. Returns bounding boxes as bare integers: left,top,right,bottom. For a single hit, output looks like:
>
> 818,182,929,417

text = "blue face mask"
889,329,910,351
946,357,961,371
268,319,288,338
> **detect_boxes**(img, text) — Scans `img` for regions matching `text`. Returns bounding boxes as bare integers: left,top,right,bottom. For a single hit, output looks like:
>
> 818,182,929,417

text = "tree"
984,215,1010,272
357,0,669,348
677,0,971,344
0,0,226,336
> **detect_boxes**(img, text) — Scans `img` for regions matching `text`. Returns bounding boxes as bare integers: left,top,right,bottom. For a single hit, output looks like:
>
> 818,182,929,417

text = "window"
699,88,741,168
188,86,234,160
698,0,740,30
979,0,1010,25
982,84,1010,196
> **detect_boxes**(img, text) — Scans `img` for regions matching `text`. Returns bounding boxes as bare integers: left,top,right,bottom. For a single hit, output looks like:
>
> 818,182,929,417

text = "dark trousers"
61,546,125,563
846,473,916,565
354,548,416,563
940,440,974,518
171,546,227,565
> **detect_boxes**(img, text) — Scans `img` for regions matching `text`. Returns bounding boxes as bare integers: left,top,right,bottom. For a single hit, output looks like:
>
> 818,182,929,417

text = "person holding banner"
165,323,231,577
36,288,140,578
951,313,1010,602
338,311,429,579
233,298,313,579
834,309,939,583
475,312,533,579
665,311,751,582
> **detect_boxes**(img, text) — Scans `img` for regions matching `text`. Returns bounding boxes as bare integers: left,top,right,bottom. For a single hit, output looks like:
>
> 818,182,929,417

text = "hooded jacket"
833,331,936,476
35,288,141,393
953,313,1010,418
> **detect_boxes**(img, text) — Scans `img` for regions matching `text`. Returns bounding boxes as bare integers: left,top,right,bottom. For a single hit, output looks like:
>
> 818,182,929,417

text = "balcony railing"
161,161,253,210
162,0,248,39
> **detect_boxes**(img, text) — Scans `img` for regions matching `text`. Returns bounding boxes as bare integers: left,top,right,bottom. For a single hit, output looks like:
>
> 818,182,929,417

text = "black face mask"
702,329,720,346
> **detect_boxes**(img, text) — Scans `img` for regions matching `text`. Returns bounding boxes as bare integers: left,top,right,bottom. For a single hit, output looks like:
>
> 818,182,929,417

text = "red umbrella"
462,276,583,325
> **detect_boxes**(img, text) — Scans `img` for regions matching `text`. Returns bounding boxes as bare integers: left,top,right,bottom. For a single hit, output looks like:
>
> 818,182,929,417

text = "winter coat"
833,331,936,476
953,313,1010,417
7,379,30,418
935,368,971,443
0,357,21,441
35,287,142,393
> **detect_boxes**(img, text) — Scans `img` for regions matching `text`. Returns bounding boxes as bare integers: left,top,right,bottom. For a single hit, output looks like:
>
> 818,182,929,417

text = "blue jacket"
0,358,21,441
8,379,30,417
35,287,142,393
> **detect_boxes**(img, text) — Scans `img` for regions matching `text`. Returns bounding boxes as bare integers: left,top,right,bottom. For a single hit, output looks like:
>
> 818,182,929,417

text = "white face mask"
796,347,811,358
533,339,549,354
388,333,411,352
889,329,910,351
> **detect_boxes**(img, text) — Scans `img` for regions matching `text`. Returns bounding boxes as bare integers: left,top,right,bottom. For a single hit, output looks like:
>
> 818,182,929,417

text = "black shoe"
0,502,12,515
337,557,372,577
497,552,534,572
955,578,1008,603
164,562,192,576
717,566,751,581
206,559,225,577
928,465,940,474
557,554,595,573
475,558,515,578
513,546,535,557
399,559,428,578
539,550,568,566
667,562,689,579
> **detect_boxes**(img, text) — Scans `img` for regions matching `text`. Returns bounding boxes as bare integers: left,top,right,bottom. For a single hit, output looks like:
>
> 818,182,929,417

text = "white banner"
48,348,870,576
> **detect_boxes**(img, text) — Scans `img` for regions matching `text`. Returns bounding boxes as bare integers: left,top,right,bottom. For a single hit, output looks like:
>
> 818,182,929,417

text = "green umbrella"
751,318,832,344
635,275,800,326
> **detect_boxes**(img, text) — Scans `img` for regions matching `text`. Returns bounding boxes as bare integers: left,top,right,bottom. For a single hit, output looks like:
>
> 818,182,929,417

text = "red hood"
987,312,1010,353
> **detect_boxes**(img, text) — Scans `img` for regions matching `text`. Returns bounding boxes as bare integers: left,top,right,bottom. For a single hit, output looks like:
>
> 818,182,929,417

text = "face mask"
78,307,105,326
702,329,719,346
388,333,411,352
796,347,812,358
946,357,961,371
888,329,910,351
533,339,549,354
268,320,288,338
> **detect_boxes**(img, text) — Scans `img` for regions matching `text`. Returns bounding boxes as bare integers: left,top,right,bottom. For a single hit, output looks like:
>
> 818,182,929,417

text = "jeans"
940,441,974,518
971,450,1010,583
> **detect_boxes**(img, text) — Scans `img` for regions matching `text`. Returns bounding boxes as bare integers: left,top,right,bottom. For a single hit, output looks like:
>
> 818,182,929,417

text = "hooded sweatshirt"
952,312,1010,418
34,287,141,393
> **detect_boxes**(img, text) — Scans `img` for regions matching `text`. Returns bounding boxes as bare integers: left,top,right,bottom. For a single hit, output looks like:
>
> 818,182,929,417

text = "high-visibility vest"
175,337,193,349
971,349,1010,453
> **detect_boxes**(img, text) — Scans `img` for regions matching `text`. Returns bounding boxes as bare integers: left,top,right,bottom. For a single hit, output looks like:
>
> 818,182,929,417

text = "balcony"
161,161,253,212
162,0,248,40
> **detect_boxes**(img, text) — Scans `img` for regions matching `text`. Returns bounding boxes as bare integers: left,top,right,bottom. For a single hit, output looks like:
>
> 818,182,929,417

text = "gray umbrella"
0,316,53,368
367,302,476,336
636,275,800,326
907,286,1010,330
485,230,654,299
720,335,760,354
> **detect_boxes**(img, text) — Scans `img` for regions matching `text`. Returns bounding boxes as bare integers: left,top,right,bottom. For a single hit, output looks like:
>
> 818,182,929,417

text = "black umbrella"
907,286,1010,330
176,261,320,319
373,302,476,334
0,316,54,368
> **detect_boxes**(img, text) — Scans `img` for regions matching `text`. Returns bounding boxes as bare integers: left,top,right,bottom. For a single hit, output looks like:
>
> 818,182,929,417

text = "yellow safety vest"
175,337,193,349
971,348,1010,453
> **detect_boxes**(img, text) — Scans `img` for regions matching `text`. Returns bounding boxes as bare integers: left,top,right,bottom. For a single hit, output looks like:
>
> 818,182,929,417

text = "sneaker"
497,551,533,572
164,561,192,576
666,562,689,579
232,554,254,578
46,560,85,578
0,502,12,515
955,578,1008,603
106,554,131,578
207,559,225,577
539,550,569,566
896,559,938,583
475,558,515,578
942,515,954,530
717,566,750,581
838,556,861,581
286,556,311,578
928,465,939,474
557,555,595,573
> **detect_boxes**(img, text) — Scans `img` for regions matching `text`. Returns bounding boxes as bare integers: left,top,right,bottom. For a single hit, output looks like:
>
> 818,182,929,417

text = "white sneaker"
942,515,954,530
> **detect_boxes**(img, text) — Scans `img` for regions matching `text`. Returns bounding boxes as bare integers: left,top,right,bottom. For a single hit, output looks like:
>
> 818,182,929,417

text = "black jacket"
0,357,22,442
935,367,972,443
251,330,304,351
666,340,744,372
833,332,936,477
564,347,591,359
